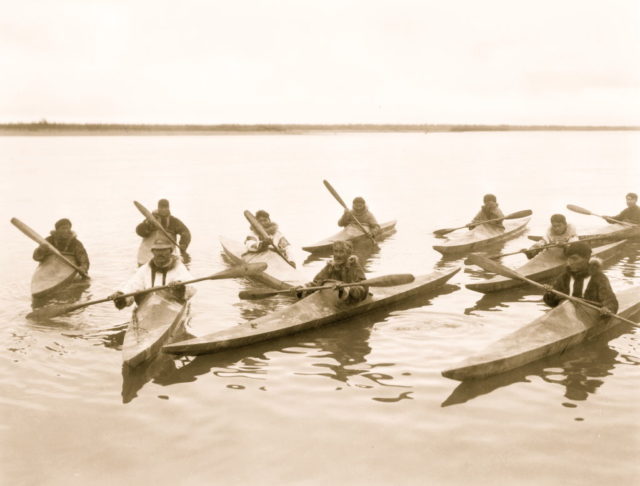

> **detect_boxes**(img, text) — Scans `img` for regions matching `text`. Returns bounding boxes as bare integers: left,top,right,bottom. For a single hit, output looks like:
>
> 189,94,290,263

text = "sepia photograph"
1,1,639,485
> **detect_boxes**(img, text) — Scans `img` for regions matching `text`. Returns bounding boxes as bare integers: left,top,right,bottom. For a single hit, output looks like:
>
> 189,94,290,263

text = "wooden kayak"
442,286,640,381
122,290,189,368
220,236,305,290
433,218,530,256
466,240,627,293
31,255,78,298
302,220,397,253
163,267,460,356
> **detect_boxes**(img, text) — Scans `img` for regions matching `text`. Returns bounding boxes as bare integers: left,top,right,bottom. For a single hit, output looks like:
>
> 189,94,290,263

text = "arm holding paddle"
433,209,532,236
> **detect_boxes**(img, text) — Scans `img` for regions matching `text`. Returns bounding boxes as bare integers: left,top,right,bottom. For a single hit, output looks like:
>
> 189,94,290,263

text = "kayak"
31,255,78,298
442,286,640,381
163,267,460,356
137,230,180,266
433,218,530,256
466,240,627,293
220,236,305,290
302,220,397,253
122,290,190,368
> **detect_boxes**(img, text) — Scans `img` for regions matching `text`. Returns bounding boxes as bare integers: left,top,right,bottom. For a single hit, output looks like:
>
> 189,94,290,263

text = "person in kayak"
524,214,578,259
136,199,191,258
543,241,618,316
469,194,505,230
109,238,195,309
338,197,381,236
296,240,368,304
245,210,294,263
605,192,640,224
32,218,90,277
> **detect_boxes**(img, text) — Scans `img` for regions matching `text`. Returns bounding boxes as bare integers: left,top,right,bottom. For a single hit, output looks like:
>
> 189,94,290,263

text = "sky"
1,0,639,125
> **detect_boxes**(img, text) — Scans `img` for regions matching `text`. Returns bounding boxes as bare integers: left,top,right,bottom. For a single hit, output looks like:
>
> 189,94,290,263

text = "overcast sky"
1,0,639,125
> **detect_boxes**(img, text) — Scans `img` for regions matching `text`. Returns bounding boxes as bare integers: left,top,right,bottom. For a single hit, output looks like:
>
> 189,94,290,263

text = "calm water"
1,132,639,485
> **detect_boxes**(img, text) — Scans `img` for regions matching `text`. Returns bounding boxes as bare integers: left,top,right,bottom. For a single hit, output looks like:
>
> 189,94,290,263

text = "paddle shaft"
11,217,89,278
243,210,296,268
489,235,604,259
469,253,637,326
323,179,377,244
566,204,637,227
433,209,532,236
133,201,181,248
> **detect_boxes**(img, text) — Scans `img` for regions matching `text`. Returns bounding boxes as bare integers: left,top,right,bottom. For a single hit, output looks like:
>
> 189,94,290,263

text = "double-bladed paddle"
467,253,637,326
133,201,181,248
566,204,637,227
323,179,377,244
28,262,268,319
433,209,532,237
238,273,415,300
244,210,296,268
485,235,604,260
11,217,90,279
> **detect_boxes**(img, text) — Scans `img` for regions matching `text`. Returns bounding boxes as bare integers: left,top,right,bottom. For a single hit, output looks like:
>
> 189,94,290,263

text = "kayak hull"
164,267,460,356
433,218,530,256
31,255,78,298
302,220,397,252
122,291,189,368
466,240,627,293
442,286,640,381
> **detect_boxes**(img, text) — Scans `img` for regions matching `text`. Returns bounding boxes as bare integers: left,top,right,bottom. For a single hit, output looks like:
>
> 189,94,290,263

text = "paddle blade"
467,253,521,280
238,288,291,300
503,209,533,220
360,274,415,287
433,227,458,237
27,303,80,320
209,262,268,280
11,217,46,245
566,204,592,216
323,179,349,209
527,235,543,242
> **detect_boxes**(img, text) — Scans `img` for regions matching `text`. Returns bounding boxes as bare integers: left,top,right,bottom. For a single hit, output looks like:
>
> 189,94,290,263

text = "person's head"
157,199,170,217
332,240,353,265
626,192,638,208
54,218,73,239
150,238,174,268
352,197,366,212
566,241,591,273
483,194,497,209
255,210,271,228
550,214,567,235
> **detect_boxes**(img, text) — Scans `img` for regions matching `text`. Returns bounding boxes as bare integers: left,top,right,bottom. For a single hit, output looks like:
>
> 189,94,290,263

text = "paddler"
296,241,368,304
136,199,191,257
109,238,196,309
245,210,293,261
524,214,578,259
338,196,381,236
543,241,618,316
605,192,640,224
33,218,90,277
468,194,505,230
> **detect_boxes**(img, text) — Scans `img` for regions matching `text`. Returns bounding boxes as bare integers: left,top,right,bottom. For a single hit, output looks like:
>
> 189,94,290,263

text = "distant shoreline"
1,122,639,136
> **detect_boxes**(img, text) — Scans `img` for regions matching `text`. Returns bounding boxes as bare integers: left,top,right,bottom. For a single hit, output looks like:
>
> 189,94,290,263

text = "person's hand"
336,286,350,301
109,291,128,310
599,306,613,317
168,280,182,287
542,284,554,293
258,240,270,251
80,267,90,279
294,286,306,299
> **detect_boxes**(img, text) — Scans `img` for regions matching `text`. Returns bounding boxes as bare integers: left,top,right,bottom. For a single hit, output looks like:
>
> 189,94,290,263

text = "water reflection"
441,323,636,407
154,284,458,401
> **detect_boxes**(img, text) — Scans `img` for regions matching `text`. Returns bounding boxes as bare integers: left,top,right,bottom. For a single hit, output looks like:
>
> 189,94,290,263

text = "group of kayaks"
18,202,640,385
